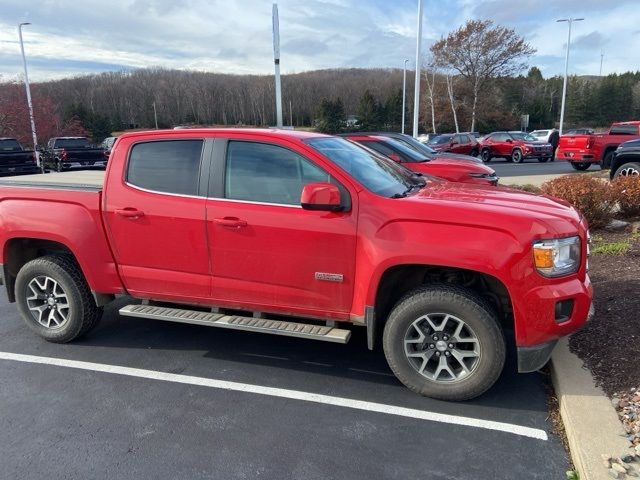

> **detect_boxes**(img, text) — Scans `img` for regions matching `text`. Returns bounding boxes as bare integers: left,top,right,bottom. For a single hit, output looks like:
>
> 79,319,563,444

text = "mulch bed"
569,228,640,396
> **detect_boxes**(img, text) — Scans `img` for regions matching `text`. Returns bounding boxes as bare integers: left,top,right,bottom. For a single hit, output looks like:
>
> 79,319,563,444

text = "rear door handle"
115,208,145,219
213,217,247,228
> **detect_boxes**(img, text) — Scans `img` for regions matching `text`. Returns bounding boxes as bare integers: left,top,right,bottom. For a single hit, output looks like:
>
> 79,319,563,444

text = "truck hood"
405,181,582,234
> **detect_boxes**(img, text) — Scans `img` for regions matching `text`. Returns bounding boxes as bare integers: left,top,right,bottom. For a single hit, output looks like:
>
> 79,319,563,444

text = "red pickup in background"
556,121,640,170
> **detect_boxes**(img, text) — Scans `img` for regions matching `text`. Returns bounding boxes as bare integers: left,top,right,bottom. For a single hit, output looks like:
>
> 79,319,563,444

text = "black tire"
383,285,506,401
613,162,640,178
601,151,614,170
570,162,591,171
538,157,549,163
470,148,479,157
15,255,103,343
511,149,523,163
480,149,492,162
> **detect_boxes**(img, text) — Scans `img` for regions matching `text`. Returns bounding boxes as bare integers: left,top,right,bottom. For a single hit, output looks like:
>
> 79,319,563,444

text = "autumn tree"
432,20,535,132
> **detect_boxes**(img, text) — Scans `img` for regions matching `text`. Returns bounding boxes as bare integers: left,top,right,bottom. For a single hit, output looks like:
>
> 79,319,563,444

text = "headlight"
533,236,581,277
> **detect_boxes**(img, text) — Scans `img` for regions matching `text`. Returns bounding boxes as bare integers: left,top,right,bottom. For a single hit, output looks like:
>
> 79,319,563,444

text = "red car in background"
480,131,553,163
343,134,498,186
427,133,480,157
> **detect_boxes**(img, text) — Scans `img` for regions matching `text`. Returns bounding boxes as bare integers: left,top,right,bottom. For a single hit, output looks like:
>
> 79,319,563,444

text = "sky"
0,0,638,82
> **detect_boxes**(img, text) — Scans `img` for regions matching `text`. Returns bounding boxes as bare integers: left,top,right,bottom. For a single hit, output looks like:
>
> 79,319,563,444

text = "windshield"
392,135,437,157
54,138,89,148
427,135,452,145
306,137,420,198
0,139,23,151
382,138,429,162
510,133,538,142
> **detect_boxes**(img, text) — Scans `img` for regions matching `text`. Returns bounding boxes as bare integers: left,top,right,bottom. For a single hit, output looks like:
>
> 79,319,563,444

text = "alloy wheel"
25,275,71,329
403,313,481,383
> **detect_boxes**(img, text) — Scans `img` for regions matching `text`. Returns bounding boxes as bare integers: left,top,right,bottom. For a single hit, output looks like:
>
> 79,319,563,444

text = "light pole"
272,3,283,128
152,101,158,129
18,22,39,167
557,17,584,136
401,59,408,134
412,0,424,138
599,51,604,77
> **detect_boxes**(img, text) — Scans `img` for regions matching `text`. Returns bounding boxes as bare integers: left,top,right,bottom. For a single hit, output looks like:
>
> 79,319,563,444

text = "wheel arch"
2,237,114,306
371,263,514,348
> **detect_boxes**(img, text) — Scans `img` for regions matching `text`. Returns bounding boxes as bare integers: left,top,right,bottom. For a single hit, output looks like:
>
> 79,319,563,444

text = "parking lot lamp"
412,0,423,138
557,17,584,136
402,59,409,134
18,22,39,167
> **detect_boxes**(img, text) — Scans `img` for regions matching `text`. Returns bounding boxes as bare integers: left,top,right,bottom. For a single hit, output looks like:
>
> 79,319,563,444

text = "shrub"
505,183,541,193
611,175,640,218
540,175,615,228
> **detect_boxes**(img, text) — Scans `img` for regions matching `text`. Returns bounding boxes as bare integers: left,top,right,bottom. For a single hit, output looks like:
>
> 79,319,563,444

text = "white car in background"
530,129,556,143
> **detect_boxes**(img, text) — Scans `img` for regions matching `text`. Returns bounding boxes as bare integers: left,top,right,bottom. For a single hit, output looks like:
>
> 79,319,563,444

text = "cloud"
0,0,638,81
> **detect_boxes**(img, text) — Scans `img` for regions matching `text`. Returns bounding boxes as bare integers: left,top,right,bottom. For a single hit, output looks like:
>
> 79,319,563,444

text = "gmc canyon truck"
556,121,640,170
0,129,593,401
0,138,39,176
41,137,107,172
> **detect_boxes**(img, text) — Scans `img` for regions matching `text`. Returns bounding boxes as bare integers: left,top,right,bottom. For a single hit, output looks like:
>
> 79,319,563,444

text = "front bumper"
517,300,594,372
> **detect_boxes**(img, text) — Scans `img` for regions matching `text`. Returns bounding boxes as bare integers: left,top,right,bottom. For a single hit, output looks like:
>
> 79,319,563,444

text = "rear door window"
127,140,204,196
610,125,639,135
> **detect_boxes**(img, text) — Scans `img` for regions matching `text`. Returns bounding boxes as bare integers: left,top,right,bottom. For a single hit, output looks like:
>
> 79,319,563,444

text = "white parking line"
0,351,548,441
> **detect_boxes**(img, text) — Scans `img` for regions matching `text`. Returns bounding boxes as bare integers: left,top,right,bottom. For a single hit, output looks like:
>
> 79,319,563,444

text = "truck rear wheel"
15,255,103,343
383,285,505,401
570,162,591,171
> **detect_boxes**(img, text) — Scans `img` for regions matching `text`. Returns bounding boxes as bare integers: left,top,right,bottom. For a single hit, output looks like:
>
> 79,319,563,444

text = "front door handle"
213,217,247,228
115,208,145,219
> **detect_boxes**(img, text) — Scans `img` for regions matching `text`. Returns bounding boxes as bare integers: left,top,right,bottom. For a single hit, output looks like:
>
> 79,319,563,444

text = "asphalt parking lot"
0,295,569,479
490,159,578,177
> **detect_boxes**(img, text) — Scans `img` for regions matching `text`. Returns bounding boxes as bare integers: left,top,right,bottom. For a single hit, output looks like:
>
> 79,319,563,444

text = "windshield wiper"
391,182,424,198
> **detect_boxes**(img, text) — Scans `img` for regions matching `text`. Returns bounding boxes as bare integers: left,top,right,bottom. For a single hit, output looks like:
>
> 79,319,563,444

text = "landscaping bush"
540,175,615,228
504,183,541,193
611,175,640,217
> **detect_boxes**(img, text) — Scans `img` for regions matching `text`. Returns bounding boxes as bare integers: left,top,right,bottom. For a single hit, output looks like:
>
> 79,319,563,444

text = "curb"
551,338,630,479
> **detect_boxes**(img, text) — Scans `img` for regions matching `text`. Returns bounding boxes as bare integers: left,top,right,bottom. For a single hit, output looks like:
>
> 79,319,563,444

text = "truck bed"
0,170,104,191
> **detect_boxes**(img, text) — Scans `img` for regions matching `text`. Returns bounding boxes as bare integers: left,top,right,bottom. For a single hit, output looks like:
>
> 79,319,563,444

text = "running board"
119,305,351,344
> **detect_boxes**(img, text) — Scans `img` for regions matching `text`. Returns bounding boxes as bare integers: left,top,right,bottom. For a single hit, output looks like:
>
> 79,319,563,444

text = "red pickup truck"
556,121,640,170
0,129,593,401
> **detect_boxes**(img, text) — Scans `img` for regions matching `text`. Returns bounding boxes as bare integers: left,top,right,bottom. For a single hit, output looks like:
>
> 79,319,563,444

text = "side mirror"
506,138,513,143
301,183,342,212
388,153,402,163
450,140,458,146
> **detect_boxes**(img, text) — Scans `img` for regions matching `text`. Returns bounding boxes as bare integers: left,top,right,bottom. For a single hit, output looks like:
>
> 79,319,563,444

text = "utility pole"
152,102,158,129
401,59,408,134
18,22,39,167
599,51,604,76
557,17,584,136
272,3,283,128
289,100,293,127
412,0,423,138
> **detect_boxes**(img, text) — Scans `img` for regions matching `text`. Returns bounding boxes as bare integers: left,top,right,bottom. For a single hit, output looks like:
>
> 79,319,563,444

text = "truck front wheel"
15,255,103,343
383,285,505,401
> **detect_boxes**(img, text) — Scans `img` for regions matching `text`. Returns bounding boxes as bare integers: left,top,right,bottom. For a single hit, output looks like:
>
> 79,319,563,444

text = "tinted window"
610,124,639,135
54,138,90,148
428,135,452,145
0,139,22,151
225,141,330,205
127,140,203,196
511,132,537,141
492,133,509,141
